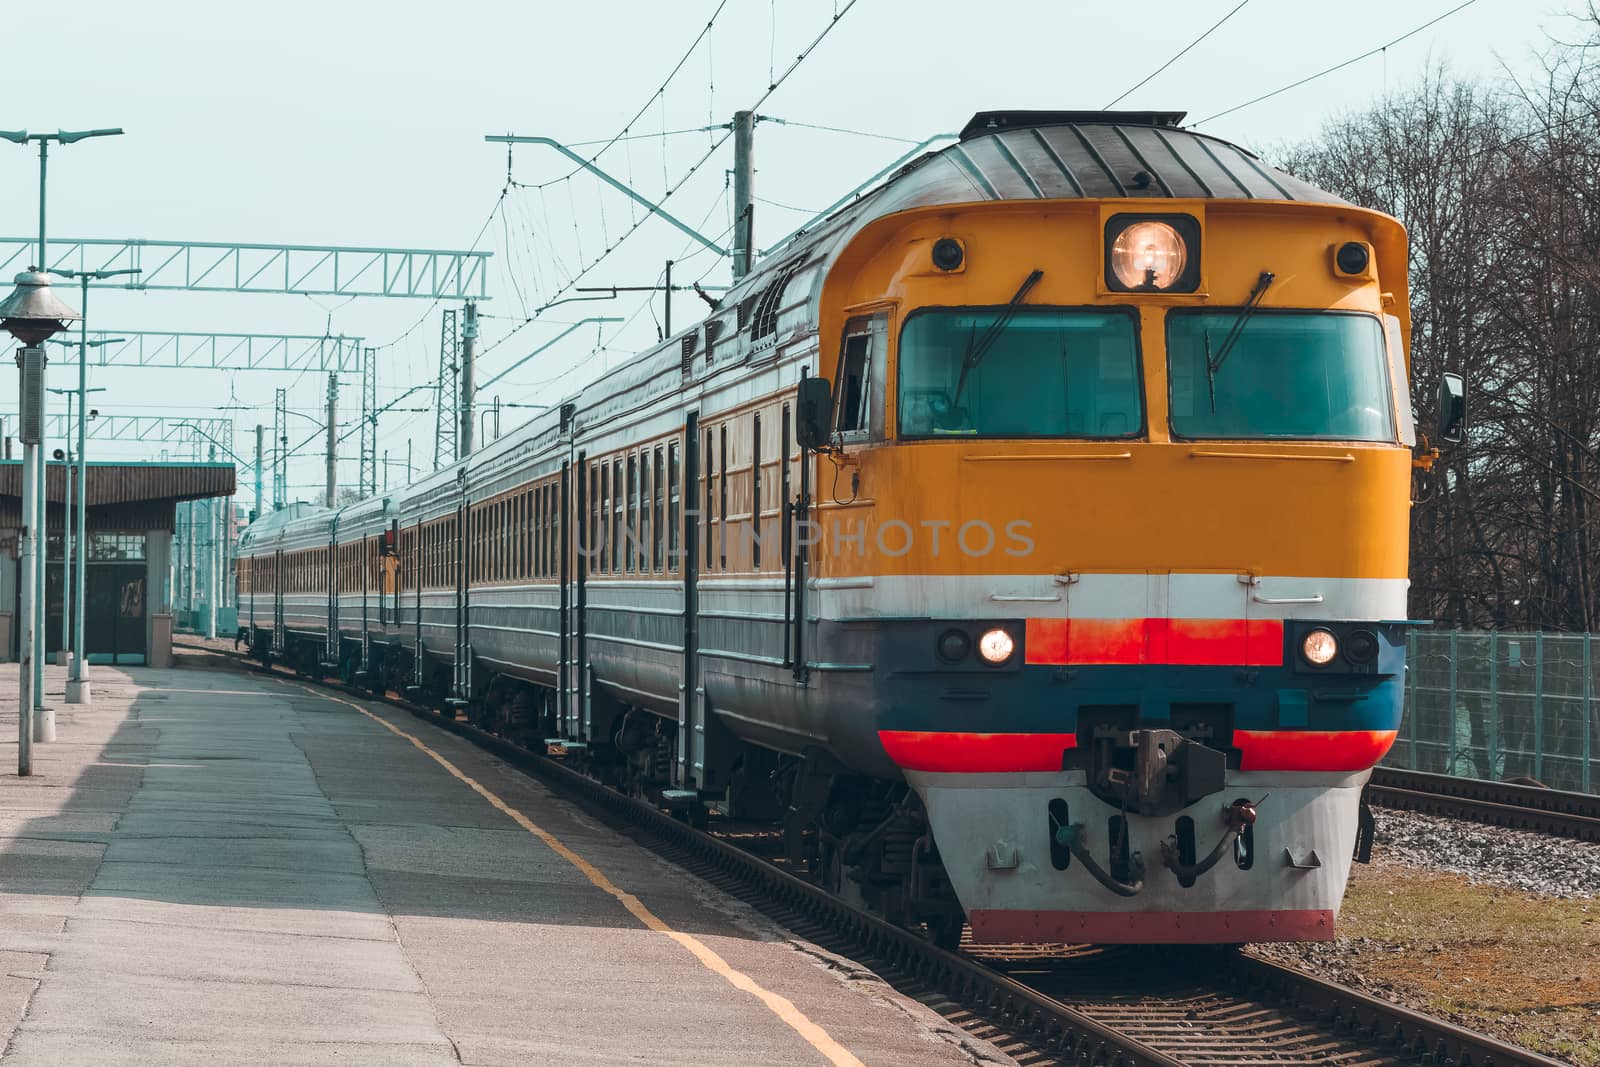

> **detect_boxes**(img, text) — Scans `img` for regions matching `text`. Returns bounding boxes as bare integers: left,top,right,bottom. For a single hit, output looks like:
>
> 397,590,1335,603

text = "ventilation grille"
752,259,807,341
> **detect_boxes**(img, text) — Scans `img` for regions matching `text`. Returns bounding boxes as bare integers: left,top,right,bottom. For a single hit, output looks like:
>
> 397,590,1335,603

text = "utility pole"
664,259,673,337
53,266,136,706
206,490,217,640
732,110,755,281
359,346,377,497
324,373,337,508
435,309,459,469
459,301,477,458
254,424,264,520
273,388,287,510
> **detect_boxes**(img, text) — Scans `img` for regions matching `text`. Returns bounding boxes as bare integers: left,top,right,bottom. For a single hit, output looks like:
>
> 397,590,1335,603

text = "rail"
1368,766,1600,842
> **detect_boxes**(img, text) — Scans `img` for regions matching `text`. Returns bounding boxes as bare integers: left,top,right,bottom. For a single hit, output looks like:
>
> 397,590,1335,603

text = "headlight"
1301,628,1339,666
978,627,1015,664
1111,221,1187,290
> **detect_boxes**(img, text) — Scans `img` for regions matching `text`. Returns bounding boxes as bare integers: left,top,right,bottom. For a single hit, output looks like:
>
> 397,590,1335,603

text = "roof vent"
959,110,1187,141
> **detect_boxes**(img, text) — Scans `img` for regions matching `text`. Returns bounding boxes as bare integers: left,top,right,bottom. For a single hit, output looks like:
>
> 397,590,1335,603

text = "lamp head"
0,271,80,346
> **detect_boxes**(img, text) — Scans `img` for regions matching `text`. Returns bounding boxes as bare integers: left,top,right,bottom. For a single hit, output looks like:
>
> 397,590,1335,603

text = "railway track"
182,640,1558,1067
1368,766,1600,842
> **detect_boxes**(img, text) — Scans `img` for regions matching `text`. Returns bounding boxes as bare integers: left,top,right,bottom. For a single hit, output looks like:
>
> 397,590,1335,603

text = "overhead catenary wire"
1104,0,1251,109
478,0,864,366
1192,0,1481,126
531,0,735,190
755,114,922,145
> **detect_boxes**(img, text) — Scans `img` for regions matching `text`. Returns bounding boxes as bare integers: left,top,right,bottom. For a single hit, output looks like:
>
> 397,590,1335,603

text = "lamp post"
51,266,138,706
0,272,79,773
0,128,124,722
46,384,104,673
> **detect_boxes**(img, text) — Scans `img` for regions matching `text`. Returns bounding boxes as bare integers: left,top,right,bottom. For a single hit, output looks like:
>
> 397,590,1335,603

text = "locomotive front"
803,112,1435,943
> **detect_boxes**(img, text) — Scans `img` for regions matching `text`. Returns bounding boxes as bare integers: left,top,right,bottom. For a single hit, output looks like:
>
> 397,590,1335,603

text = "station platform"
0,652,1007,1066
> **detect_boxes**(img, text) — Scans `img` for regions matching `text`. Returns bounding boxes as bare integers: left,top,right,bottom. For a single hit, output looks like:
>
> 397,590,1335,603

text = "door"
570,451,587,738
84,563,146,664
454,492,470,700
677,415,701,788
558,459,571,738
273,549,285,652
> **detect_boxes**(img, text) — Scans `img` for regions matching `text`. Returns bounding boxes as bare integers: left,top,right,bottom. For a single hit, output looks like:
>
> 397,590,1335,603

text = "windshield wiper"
1204,270,1274,413
953,269,1044,406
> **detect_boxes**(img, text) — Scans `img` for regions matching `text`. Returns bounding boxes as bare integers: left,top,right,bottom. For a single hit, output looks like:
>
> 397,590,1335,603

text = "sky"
0,0,1577,506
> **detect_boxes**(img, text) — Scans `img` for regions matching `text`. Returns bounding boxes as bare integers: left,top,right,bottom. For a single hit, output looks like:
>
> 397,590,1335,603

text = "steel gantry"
3,237,492,300
0,413,235,451
53,330,365,372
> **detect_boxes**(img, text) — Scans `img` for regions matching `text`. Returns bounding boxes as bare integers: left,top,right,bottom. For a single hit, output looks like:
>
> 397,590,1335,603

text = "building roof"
0,461,236,506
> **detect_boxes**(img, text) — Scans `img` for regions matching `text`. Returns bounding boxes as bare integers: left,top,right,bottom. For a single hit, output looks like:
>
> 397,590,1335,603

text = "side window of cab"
834,314,888,440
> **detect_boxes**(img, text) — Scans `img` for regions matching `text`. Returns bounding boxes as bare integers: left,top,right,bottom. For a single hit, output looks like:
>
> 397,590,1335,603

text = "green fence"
1391,631,1598,793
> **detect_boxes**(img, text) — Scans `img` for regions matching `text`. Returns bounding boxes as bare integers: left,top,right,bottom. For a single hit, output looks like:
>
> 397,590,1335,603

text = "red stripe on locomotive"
1023,618,1285,666
1232,729,1398,772
877,731,1078,773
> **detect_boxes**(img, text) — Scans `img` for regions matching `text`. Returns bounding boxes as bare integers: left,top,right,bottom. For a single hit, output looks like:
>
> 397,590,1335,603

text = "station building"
0,460,236,666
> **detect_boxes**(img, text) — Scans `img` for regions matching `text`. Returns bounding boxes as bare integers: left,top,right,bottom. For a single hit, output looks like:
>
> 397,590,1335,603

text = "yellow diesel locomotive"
239,110,1461,946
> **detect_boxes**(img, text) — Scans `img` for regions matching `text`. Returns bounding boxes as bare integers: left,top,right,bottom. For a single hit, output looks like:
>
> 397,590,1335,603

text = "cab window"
1167,310,1394,441
897,307,1142,438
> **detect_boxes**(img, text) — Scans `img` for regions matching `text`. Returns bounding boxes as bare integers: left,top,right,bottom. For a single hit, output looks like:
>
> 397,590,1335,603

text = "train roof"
251,111,1376,546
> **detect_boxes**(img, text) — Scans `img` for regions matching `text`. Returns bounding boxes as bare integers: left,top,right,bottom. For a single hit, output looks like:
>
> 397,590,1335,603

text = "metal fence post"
1488,631,1499,778
1534,632,1545,781
1584,633,1593,793
1448,631,1459,773
1407,630,1419,769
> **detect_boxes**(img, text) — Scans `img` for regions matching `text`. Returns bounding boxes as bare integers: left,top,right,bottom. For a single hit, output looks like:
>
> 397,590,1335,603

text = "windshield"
898,308,1141,438
1167,311,1394,441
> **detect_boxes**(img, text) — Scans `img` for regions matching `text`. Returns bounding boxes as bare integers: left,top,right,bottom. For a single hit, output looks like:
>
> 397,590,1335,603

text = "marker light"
937,629,971,663
978,627,1015,664
1301,629,1339,666
1111,221,1188,290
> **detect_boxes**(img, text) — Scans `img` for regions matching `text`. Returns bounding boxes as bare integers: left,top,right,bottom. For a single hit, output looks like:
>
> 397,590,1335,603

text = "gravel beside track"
1373,807,1600,897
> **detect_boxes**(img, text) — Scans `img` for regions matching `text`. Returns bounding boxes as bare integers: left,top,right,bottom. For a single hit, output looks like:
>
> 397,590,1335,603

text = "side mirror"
795,377,832,450
1437,372,1466,445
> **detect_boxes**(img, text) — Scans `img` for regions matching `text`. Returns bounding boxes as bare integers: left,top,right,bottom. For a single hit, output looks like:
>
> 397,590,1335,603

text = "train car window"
719,425,729,571
652,446,665,573
704,429,716,569
538,485,547,578
589,466,600,573
668,441,680,570
546,482,556,579
1167,310,1393,442
626,455,637,574
752,413,763,569
533,485,542,579
595,460,604,572
612,459,624,575
899,307,1141,439
630,451,643,572
835,332,871,434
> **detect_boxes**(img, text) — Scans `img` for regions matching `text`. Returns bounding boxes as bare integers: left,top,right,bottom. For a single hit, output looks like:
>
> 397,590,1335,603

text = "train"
236,110,1465,947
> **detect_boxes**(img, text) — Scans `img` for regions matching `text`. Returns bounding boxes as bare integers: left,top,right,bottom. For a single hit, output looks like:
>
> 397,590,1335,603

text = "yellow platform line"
289,681,865,1067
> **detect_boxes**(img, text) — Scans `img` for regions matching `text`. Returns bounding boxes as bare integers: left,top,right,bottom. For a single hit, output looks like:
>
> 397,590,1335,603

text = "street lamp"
46,384,104,671
51,266,139,706
0,271,79,774
0,128,124,720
